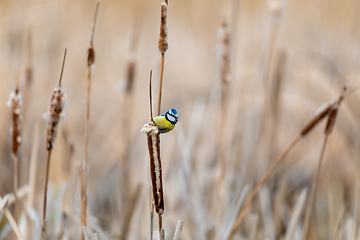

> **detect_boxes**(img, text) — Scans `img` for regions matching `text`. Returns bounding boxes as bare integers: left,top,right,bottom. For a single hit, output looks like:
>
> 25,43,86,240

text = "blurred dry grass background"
0,0,360,239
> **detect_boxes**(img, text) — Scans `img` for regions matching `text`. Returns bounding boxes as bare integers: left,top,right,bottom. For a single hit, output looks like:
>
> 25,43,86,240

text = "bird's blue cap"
169,109,178,117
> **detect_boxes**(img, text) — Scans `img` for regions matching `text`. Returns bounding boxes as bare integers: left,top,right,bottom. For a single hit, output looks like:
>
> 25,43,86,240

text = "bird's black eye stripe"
165,112,178,124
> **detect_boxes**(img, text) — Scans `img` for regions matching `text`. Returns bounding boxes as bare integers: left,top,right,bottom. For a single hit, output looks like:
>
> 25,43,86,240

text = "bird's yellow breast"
153,115,175,133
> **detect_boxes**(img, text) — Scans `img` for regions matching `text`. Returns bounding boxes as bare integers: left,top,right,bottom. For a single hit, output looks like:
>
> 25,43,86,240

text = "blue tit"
153,108,179,133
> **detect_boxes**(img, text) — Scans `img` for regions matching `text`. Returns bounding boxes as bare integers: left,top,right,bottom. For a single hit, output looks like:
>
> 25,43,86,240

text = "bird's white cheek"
167,114,176,123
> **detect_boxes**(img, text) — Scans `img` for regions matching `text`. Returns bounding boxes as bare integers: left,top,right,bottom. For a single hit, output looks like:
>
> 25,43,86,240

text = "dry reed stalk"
269,49,286,158
41,49,68,240
147,70,155,240
4,185,29,206
149,70,154,121
261,0,286,114
143,70,166,239
301,135,328,240
173,220,184,240
160,228,165,240
147,202,154,240
120,184,142,239
222,185,248,240
228,85,355,239
227,135,301,239
0,195,10,223
259,187,275,238
124,22,140,94
302,84,353,240
0,185,29,227
218,20,231,187
82,4,100,239
82,226,90,240
0,195,26,240
26,123,39,238
353,181,360,239
264,0,286,88
256,0,286,203
0,195,10,212
92,233,99,240
25,29,33,88
157,2,168,115
7,69,22,231
284,188,308,240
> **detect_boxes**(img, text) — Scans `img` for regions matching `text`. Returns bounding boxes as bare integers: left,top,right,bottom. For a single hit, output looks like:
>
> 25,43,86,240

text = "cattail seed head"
141,122,164,215
87,44,95,68
158,2,168,54
300,100,334,136
7,88,22,157
125,53,136,94
45,86,68,150
219,21,231,84
324,103,339,136
25,65,33,88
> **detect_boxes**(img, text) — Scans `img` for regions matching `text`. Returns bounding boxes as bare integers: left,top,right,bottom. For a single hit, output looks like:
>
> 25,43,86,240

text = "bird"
153,108,179,133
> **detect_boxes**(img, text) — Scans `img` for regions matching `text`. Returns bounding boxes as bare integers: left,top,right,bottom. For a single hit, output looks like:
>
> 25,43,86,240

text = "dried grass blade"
173,220,184,240
284,188,308,240
0,196,25,240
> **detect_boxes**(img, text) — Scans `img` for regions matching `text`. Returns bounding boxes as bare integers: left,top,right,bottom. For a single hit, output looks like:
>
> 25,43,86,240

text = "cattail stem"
25,29,33,88
58,49,67,87
0,195,26,240
26,124,39,239
160,228,165,240
147,203,154,240
13,155,18,224
82,4,99,239
147,71,155,240
219,21,230,186
302,98,341,240
42,49,68,240
149,70,153,121
173,220,184,240
8,68,22,239
157,2,168,115
81,59,91,239
228,135,301,239
90,2,100,46
302,136,328,240
41,149,52,240
157,54,165,116
159,214,163,234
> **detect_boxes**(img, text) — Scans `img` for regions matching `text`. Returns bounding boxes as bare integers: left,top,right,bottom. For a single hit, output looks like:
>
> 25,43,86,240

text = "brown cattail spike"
324,104,339,136
25,29,33,88
125,54,136,93
158,2,168,54
45,87,68,150
45,49,68,150
7,88,22,158
220,21,231,84
88,46,95,67
87,2,99,67
142,123,164,215
300,100,333,136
